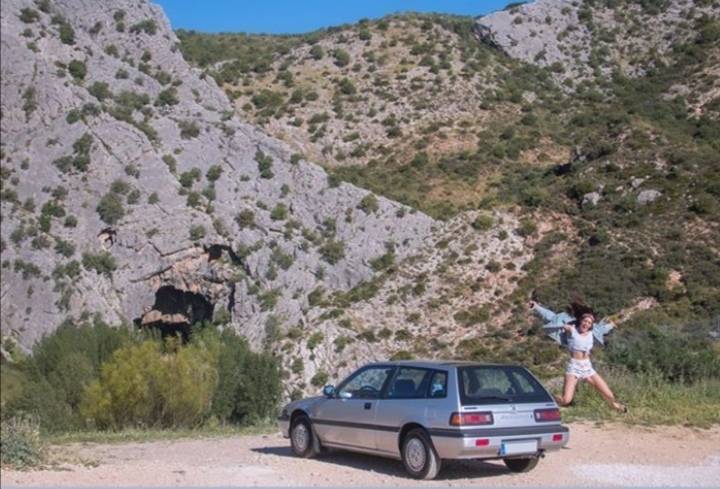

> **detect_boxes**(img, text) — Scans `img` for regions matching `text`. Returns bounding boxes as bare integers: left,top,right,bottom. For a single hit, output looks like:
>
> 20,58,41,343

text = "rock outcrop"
475,0,715,83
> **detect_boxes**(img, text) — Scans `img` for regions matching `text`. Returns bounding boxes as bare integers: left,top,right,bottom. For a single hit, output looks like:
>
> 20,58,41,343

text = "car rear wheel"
290,415,321,458
504,456,540,473
401,428,441,480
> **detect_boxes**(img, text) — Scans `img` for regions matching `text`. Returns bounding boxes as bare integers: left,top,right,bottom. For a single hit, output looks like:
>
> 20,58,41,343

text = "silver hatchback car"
278,360,569,479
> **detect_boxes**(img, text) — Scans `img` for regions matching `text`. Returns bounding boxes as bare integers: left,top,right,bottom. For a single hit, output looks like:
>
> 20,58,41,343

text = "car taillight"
552,434,563,442
534,408,561,422
449,412,494,426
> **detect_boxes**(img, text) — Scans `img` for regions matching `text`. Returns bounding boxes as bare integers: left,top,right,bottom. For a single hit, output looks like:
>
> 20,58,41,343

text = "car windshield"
458,366,553,405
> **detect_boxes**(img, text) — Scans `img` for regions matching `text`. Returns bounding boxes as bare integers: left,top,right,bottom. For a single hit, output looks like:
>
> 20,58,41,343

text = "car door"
313,365,394,450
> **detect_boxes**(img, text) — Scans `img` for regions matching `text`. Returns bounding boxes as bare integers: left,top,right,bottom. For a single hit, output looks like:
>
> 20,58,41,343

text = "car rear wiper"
471,395,512,402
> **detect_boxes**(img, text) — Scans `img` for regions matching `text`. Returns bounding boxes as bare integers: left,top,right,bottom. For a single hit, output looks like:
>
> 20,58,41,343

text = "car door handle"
364,402,372,410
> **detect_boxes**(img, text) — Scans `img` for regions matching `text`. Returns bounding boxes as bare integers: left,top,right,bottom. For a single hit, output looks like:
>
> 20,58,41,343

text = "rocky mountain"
2,0,719,398
0,0,436,380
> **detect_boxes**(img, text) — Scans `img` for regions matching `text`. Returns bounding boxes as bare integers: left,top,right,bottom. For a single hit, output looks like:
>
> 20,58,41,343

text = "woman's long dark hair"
568,298,595,322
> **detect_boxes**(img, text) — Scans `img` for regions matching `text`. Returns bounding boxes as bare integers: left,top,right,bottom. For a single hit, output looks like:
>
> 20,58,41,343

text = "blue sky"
154,1,514,34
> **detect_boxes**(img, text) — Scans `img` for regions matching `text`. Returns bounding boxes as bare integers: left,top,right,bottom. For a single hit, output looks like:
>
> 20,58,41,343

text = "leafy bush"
311,371,329,387
255,150,274,179
4,319,135,432
68,60,87,81
178,120,200,139
209,330,281,425
19,8,40,23
189,225,206,241
80,340,216,429
155,87,179,106
82,251,117,276
235,209,255,229
96,192,124,224
88,82,112,101
270,203,288,221
0,416,45,468
129,19,157,35
333,49,350,67
357,194,379,214
319,240,345,264
471,214,494,231
607,318,720,383
58,22,75,45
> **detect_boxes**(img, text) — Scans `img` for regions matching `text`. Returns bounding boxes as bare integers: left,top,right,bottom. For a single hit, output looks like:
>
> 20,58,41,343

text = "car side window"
386,367,430,399
428,371,448,398
338,367,393,399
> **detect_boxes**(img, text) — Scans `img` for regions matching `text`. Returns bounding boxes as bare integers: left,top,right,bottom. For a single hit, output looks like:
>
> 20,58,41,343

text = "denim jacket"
532,303,614,347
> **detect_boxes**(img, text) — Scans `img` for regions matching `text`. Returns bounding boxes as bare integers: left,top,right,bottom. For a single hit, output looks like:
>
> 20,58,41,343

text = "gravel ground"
2,422,719,487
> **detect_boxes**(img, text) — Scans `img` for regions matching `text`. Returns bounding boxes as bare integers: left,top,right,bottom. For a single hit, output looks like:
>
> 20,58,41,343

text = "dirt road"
3,422,719,487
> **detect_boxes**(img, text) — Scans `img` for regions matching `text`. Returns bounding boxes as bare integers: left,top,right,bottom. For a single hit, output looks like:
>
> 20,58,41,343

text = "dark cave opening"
135,285,214,342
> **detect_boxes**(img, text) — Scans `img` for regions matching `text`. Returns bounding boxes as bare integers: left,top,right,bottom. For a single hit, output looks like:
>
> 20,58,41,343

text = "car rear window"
457,366,552,405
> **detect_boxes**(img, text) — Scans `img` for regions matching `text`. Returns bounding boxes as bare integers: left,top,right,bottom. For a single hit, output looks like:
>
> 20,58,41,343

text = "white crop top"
568,327,594,353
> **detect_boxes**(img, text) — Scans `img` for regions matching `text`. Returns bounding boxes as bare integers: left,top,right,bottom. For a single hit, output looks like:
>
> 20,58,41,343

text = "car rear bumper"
430,424,569,459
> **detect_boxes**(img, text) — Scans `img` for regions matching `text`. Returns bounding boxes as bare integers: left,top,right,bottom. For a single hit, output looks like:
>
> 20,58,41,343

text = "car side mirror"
323,385,336,398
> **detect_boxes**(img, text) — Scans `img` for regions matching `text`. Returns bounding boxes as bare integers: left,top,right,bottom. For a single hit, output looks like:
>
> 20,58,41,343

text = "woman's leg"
587,373,626,412
555,374,579,406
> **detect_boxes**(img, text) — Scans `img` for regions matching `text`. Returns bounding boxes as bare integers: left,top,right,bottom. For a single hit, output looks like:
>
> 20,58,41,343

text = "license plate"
500,439,538,456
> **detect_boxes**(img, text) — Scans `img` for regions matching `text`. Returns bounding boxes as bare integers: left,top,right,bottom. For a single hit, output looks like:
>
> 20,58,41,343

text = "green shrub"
309,45,324,60
96,192,124,224
358,194,379,214
178,120,200,139
59,22,75,45
129,19,157,35
319,240,345,264
270,203,288,221
208,330,281,425
0,416,45,468
471,214,494,231
82,251,117,276
235,209,255,229
155,87,179,106
307,332,324,350
255,150,274,179
206,164,223,182
333,49,350,67
88,82,112,101
607,319,720,383
68,60,87,81
19,8,40,23
4,319,135,432
189,225,206,241
370,251,395,271
80,340,216,429
311,371,329,387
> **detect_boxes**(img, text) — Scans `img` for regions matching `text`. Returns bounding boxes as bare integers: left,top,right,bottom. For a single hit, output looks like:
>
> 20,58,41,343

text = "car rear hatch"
449,366,568,457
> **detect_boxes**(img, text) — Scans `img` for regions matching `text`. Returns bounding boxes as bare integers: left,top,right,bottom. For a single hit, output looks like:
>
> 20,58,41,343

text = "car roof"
364,360,522,369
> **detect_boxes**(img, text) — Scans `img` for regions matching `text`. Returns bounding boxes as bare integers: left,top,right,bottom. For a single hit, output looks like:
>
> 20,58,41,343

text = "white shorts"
566,358,596,379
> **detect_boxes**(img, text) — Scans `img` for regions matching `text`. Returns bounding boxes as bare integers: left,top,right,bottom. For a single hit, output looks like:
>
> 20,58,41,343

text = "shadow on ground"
252,446,510,480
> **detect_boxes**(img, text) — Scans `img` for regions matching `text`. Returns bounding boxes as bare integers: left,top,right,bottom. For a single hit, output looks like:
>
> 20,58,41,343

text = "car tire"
290,415,321,458
401,428,441,480
504,456,540,473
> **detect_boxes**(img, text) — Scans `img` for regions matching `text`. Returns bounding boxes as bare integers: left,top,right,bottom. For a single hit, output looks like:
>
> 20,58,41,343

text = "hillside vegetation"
178,1,720,373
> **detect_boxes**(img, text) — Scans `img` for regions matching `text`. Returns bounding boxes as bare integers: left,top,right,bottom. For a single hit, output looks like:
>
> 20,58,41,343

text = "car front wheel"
290,415,320,458
504,456,540,473
401,428,441,480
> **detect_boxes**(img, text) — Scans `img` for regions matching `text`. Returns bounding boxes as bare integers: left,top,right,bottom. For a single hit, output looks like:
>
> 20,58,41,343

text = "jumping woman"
530,300,627,413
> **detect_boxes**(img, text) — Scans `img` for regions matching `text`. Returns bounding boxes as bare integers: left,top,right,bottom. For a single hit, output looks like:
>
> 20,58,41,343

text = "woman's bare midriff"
571,351,590,360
